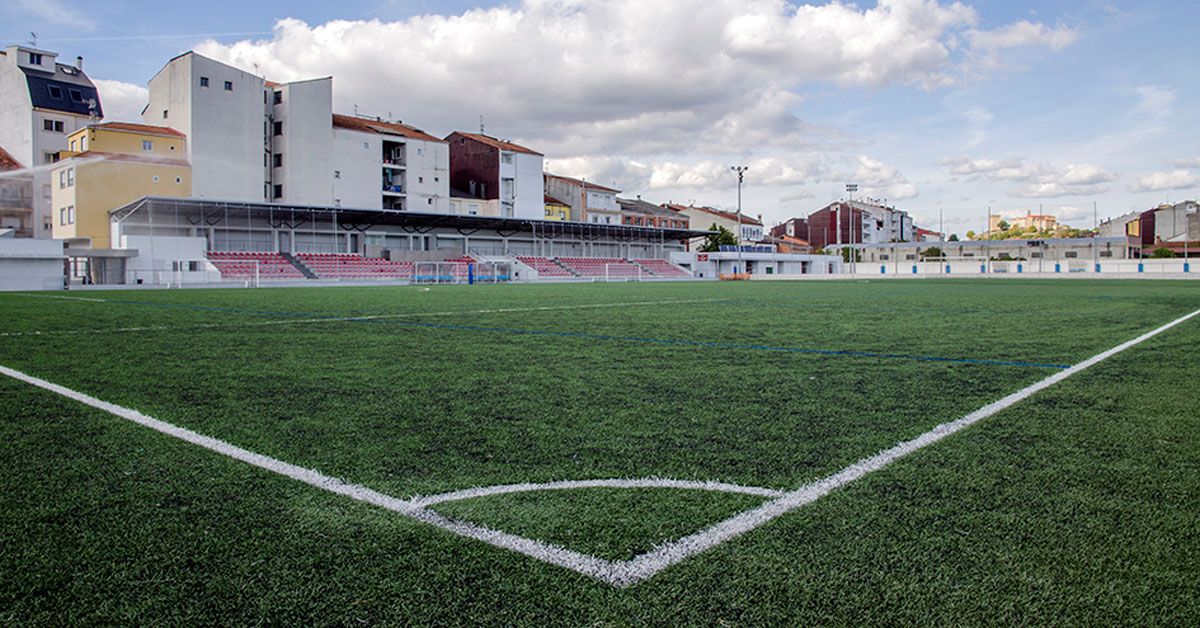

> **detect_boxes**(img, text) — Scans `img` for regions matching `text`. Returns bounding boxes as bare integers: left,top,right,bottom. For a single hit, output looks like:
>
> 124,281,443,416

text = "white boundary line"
411,478,784,508
10,293,108,303
0,306,1195,588
0,298,722,338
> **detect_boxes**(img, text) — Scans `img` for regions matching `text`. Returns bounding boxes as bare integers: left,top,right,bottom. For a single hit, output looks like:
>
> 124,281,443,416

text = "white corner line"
0,306,1195,589
601,306,1200,587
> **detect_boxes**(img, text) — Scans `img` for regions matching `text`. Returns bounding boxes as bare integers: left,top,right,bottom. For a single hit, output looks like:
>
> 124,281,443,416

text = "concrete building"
0,146,34,236
833,237,1136,275
50,122,191,251
1136,201,1199,256
544,174,621,224
544,195,571,221
670,249,840,279
806,200,914,250
769,217,809,241
616,197,689,229
0,44,102,237
1098,210,1141,239
331,114,449,212
144,52,336,206
445,132,544,219
987,210,1059,235
664,203,764,249
449,187,495,217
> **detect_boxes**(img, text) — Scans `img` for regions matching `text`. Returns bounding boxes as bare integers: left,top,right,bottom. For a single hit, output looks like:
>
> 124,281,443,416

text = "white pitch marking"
0,306,1195,588
0,298,722,338
10,293,108,303
601,306,1200,586
411,477,784,508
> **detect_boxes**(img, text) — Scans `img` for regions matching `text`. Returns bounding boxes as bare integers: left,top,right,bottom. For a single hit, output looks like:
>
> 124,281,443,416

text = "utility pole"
846,183,858,273
1093,200,1099,273
731,166,748,274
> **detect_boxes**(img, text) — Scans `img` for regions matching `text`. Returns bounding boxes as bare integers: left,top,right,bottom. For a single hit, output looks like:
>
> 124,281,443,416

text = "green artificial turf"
0,279,1198,624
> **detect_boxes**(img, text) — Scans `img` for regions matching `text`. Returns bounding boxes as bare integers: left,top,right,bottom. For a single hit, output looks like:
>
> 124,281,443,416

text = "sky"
4,0,1197,236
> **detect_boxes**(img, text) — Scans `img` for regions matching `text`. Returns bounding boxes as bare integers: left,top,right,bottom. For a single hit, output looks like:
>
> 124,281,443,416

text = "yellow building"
51,122,191,249
544,194,571,221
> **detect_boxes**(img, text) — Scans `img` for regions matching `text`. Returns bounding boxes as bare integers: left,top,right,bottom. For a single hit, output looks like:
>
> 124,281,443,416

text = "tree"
948,233,960,242
965,230,976,240
997,220,1010,232
920,247,944,260
1150,247,1177,259
698,223,738,252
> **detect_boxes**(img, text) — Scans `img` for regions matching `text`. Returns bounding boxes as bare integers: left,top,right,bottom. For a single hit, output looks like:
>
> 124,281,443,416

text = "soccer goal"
171,258,257,288
603,262,644,282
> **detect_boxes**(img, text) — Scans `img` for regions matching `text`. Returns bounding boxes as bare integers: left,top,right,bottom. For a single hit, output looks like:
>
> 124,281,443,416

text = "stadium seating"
634,259,692,277
295,253,414,279
557,257,642,278
516,256,575,277
206,251,306,279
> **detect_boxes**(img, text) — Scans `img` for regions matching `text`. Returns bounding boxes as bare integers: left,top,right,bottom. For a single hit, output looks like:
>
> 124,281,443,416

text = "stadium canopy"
111,196,711,243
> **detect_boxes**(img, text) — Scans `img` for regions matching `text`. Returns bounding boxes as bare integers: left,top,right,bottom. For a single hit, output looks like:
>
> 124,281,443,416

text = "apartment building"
50,122,191,249
331,114,448,212
664,203,764,249
769,217,809,241
806,200,914,250
0,146,33,236
616,197,689,229
544,174,621,224
445,132,544,219
0,44,102,237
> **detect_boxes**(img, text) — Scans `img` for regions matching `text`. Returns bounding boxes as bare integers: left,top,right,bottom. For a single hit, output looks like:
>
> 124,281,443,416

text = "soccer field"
1,279,1198,624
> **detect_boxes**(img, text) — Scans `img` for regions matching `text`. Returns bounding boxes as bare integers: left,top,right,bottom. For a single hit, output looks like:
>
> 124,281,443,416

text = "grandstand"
97,197,708,287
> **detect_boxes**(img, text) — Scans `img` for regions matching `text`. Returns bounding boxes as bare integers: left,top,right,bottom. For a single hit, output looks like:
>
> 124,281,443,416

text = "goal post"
604,262,643,282
171,258,257,288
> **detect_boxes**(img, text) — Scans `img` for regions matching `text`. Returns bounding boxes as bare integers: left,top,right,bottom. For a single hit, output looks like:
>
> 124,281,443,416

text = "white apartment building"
0,45,102,237
331,114,449,212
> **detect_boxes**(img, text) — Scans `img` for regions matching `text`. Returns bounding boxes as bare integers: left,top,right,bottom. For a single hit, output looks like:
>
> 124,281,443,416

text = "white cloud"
841,155,919,201
1132,85,1176,119
94,79,149,122
966,20,1078,52
189,1,1077,160
1130,170,1198,193
941,155,1117,197
1174,157,1200,168
546,155,826,193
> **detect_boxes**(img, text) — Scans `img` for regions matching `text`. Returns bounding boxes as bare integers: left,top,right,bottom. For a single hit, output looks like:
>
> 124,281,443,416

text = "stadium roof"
111,196,709,241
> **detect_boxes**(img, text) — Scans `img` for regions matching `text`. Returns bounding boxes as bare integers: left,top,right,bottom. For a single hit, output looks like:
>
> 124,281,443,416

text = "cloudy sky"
5,0,1196,235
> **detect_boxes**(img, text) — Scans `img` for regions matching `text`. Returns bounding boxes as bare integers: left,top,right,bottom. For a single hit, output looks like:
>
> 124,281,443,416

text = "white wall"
273,78,333,206
146,53,265,202
332,128,381,209
512,152,544,219
0,235,63,290
404,138,449,213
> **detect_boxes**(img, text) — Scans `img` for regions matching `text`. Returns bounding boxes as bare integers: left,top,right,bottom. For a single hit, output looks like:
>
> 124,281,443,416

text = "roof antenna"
479,115,485,135
354,104,359,116
28,32,37,47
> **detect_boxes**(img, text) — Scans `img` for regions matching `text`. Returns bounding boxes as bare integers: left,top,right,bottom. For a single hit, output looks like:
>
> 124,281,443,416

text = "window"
59,171,67,189
224,81,233,91
152,175,160,183
68,206,75,224
142,140,153,152
69,89,84,103
59,208,67,225
273,184,283,199
904,254,916,260
500,152,513,164
67,168,74,186
1030,252,1043,259
175,177,183,184
273,121,283,136
43,119,64,133
29,53,43,65
427,198,433,205
163,109,169,119
273,91,282,105
1099,250,1113,258
1065,251,1078,259
880,254,890,261
272,153,282,168
47,85,62,99
200,76,210,87
418,176,423,183
70,139,77,151
333,170,341,179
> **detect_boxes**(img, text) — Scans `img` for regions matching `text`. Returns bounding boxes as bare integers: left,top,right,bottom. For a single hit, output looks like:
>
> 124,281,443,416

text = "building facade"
616,197,689,229
445,132,544,219
544,174,621,224
806,201,914,250
0,146,33,236
0,44,102,237
664,203,764,249
50,122,191,249
769,217,809,241
331,114,449,212
544,195,571,221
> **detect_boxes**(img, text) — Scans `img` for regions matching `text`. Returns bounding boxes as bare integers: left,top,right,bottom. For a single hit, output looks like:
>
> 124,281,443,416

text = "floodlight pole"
846,183,858,273
731,166,748,274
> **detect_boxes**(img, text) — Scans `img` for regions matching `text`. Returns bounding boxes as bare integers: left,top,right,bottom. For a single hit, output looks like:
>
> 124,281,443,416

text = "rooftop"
448,132,542,156
617,197,677,218
665,203,763,226
545,173,620,193
0,146,23,171
88,121,185,138
332,114,444,144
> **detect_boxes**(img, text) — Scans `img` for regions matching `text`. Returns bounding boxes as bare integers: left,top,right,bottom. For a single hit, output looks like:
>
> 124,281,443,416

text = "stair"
282,252,318,279
551,258,581,276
